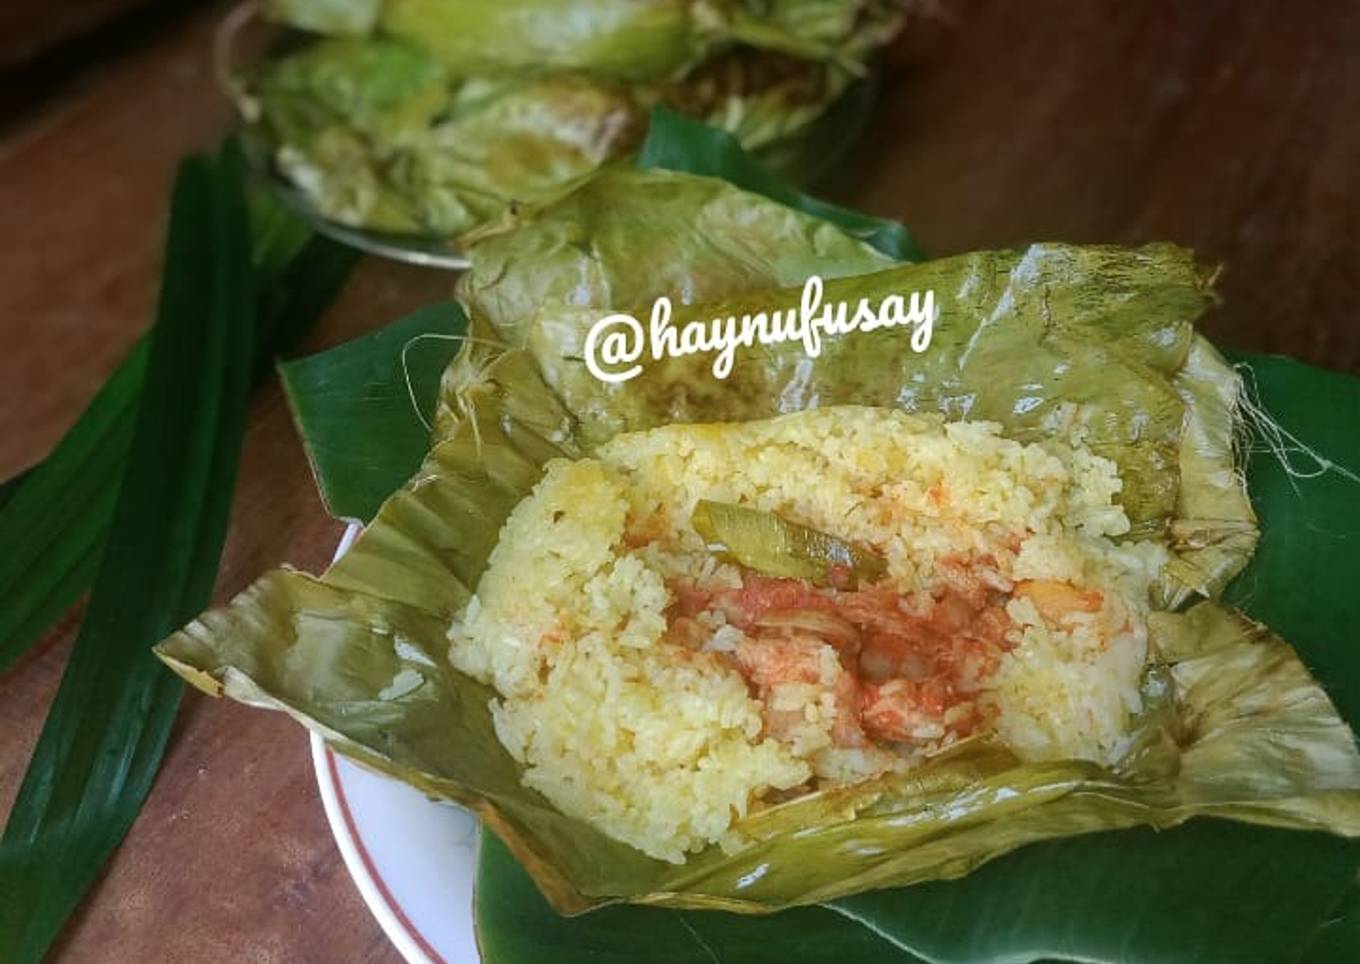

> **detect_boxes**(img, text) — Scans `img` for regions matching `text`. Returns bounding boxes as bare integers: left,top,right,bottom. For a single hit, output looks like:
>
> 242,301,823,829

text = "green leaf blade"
830,823,1358,964
0,186,356,676
1222,351,1360,724
247,181,316,283
253,234,362,381
476,834,922,964
0,343,144,672
279,301,467,521
0,149,255,962
0,469,28,510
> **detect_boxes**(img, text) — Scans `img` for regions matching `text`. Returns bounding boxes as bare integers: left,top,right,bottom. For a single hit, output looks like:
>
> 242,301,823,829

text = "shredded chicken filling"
668,565,1105,753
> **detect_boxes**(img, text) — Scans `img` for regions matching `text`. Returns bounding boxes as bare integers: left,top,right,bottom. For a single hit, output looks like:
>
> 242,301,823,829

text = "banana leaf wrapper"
454,174,1253,604
246,0,899,234
268,0,905,83
157,237,1360,914
244,38,642,234
449,165,895,350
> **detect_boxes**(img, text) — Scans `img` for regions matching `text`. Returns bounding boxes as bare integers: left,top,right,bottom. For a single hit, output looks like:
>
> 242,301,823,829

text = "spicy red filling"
669,566,1018,747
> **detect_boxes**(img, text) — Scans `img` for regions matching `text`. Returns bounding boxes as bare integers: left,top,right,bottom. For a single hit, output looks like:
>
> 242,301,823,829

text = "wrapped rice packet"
156,345,1359,909
450,172,1255,603
155,167,1359,912
243,0,907,233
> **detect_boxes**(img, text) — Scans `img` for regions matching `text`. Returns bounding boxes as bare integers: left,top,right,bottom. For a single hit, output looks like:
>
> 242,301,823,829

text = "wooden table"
1,1,1357,960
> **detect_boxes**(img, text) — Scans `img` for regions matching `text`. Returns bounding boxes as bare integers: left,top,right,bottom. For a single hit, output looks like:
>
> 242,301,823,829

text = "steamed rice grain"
448,407,1163,862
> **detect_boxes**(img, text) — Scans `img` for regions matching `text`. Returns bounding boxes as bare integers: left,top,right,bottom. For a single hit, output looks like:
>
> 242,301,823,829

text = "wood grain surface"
1,1,1357,961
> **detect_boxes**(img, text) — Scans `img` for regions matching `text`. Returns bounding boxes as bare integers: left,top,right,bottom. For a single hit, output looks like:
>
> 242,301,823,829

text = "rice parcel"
448,407,1167,863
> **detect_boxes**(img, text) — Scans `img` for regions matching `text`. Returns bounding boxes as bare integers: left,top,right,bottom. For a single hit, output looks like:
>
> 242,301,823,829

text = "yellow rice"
448,407,1164,862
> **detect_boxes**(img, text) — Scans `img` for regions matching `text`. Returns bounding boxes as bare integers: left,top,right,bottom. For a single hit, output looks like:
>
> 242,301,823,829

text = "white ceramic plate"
312,523,483,964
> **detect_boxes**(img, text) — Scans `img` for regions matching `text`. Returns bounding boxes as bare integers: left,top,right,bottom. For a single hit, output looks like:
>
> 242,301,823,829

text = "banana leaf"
246,54,874,236
175,290,1360,961
278,302,466,522
244,4,903,235
659,52,867,185
455,213,1253,604
270,0,903,83
375,0,707,82
636,105,922,259
448,164,894,359
154,234,1359,916
246,38,639,235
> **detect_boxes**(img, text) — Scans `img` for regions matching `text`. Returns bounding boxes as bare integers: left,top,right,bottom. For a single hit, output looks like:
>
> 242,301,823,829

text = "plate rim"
310,735,447,964
311,520,457,964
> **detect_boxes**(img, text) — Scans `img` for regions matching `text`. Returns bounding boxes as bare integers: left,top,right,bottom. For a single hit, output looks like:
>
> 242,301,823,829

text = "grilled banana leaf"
268,0,904,82
247,39,642,233
452,179,1254,603
156,201,1358,913
247,1,906,233
155,334,1358,911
